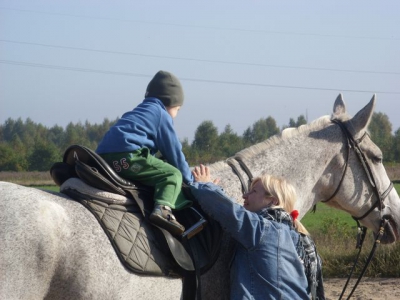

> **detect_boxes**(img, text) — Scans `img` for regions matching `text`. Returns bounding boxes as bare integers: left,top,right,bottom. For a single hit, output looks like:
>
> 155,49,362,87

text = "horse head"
217,94,399,245
318,94,399,244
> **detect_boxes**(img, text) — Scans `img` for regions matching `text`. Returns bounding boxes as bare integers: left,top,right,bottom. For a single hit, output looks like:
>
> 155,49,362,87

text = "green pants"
100,148,192,210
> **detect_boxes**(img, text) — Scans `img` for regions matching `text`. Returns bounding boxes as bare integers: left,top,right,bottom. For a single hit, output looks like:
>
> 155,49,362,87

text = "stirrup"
182,218,207,240
181,207,207,239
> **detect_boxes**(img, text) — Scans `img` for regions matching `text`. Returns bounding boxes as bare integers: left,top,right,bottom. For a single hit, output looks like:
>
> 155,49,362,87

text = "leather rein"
227,156,253,193
227,119,394,299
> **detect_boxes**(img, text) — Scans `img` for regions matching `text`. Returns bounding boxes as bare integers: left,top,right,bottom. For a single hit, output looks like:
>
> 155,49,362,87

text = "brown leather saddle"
50,145,222,299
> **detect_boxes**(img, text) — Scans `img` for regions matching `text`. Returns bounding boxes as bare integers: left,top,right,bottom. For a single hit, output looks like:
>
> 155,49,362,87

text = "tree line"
0,112,399,172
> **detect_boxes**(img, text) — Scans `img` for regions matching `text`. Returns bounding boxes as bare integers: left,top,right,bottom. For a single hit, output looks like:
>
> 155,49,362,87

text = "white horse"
1,95,399,300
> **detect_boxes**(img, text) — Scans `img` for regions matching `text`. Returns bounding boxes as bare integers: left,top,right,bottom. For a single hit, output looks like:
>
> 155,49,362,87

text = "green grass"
302,203,356,234
37,185,60,192
300,183,400,277
302,183,400,234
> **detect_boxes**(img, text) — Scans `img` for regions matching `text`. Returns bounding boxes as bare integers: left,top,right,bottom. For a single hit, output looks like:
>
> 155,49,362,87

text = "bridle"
227,119,394,300
228,119,394,214
322,119,393,300
322,119,393,222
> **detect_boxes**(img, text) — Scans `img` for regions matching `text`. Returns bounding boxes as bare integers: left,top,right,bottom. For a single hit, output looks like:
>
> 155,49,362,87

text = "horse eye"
372,156,383,164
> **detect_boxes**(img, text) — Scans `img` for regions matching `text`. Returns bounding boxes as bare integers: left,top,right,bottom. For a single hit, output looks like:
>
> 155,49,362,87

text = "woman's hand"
192,164,220,184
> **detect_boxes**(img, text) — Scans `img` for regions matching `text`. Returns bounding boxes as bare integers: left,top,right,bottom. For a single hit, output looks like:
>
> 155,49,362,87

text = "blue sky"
1,0,399,142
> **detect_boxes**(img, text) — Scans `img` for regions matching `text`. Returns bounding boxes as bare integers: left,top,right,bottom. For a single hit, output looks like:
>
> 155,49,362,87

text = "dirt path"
324,278,400,300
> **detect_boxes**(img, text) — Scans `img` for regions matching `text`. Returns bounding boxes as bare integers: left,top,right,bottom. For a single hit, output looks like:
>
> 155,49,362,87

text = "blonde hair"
251,175,309,235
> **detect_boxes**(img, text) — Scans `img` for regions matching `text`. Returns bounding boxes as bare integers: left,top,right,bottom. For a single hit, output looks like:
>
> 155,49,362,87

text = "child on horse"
96,70,193,236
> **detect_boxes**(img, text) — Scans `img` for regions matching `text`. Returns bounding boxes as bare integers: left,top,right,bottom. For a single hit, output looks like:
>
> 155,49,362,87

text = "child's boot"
149,204,185,236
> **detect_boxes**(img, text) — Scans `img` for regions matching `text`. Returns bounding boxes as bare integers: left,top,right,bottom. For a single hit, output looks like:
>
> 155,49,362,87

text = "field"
0,171,54,186
302,183,400,277
301,184,400,233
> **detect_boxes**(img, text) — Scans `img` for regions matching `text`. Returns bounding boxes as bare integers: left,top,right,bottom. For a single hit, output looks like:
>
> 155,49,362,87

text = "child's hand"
192,164,220,184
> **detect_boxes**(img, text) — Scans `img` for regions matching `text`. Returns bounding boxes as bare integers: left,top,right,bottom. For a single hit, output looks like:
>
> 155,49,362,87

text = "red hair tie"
290,210,299,221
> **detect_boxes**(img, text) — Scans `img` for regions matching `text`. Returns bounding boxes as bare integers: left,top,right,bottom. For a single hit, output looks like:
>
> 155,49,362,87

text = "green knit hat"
145,70,184,107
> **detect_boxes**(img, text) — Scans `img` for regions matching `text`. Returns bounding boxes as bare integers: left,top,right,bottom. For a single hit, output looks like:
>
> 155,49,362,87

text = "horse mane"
211,111,352,171
210,160,228,173
234,115,335,161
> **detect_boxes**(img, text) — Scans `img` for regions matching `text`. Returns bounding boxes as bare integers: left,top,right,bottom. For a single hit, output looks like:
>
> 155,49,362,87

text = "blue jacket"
96,98,193,183
190,182,309,300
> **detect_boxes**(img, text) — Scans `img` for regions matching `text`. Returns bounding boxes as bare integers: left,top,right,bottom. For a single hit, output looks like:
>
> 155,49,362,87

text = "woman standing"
190,165,324,299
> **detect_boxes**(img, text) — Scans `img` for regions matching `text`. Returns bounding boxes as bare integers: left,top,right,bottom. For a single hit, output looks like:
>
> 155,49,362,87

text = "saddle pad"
61,180,181,277
82,200,180,276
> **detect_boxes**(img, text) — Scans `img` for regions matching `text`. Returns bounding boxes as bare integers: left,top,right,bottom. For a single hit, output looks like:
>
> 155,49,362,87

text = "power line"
1,59,399,95
1,39,399,76
1,7,399,41
0,59,150,78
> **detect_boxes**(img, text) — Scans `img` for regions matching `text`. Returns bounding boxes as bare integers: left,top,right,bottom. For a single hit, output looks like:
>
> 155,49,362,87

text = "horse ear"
350,94,376,134
333,94,346,116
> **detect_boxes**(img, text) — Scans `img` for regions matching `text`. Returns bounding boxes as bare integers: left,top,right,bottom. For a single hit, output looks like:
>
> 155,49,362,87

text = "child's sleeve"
156,112,194,183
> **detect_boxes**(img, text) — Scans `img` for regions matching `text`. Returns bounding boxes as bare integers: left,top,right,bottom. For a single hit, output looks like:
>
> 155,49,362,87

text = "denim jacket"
190,182,309,300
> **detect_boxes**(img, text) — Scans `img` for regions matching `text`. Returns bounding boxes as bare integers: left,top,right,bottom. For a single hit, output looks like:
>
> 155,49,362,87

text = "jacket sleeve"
155,111,194,184
189,182,268,249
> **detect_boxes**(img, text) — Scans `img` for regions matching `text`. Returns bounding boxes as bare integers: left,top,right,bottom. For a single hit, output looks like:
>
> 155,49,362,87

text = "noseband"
322,119,393,221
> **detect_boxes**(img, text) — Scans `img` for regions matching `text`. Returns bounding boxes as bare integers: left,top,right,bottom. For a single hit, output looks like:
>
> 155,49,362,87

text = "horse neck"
210,127,342,217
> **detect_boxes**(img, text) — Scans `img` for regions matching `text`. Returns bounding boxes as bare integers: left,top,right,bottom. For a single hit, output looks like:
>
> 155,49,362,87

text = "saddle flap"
176,205,223,274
